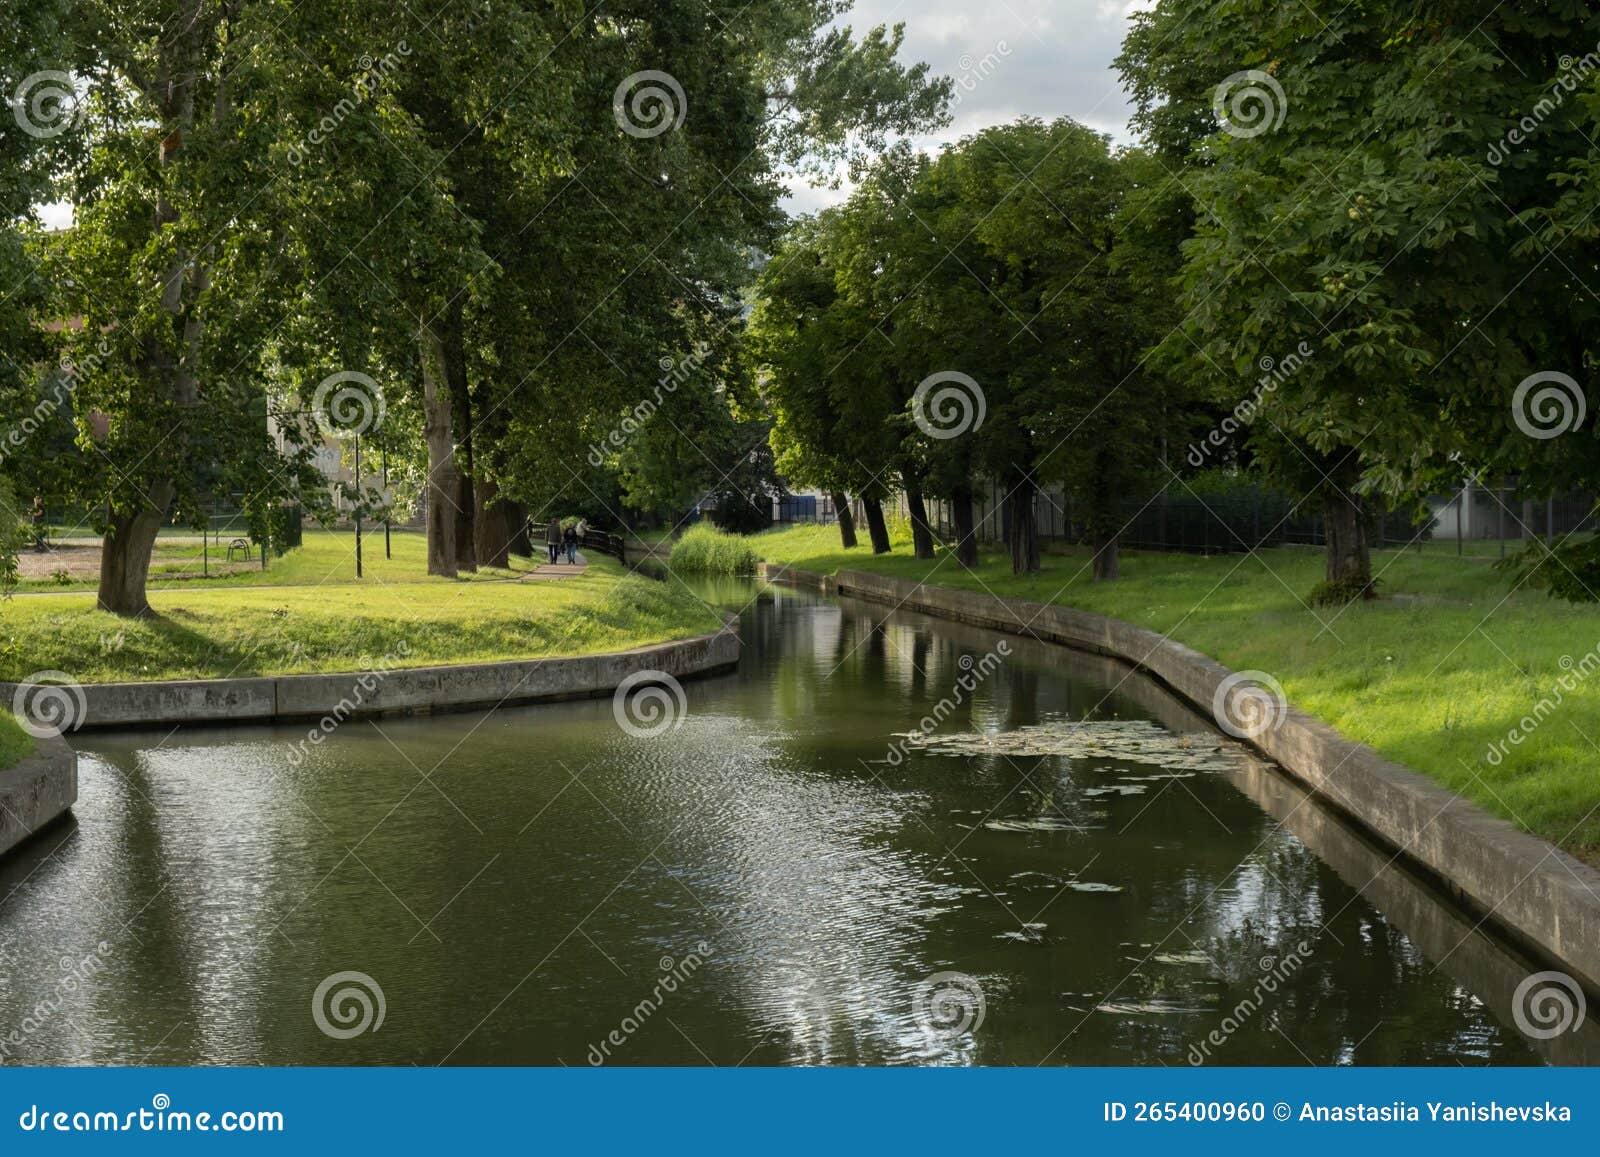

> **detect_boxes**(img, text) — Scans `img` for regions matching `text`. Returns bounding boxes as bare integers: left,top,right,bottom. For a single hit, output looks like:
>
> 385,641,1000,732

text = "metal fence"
837,482,1600,558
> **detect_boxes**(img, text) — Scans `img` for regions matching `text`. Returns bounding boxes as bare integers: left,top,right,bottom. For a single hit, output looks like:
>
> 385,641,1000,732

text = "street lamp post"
354,435,363,579
382,445,391,560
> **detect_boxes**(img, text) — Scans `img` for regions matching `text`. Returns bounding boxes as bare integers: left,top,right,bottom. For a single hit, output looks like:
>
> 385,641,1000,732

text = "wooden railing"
579,529,626,565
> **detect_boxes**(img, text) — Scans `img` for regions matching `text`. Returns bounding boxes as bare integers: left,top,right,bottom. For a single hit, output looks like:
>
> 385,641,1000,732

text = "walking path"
525,552,588,580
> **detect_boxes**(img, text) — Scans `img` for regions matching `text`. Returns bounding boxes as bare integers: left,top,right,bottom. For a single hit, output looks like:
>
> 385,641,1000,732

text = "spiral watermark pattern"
912,371,986,440
612,669,688,738
10,71,84,139
1511,971,1587,1040
613,71,687,139
1213,70,1287,138
312,970,386,1039
1511,371,1585,440
11,671,88,738
913,970,986,1039
312,370,386,436
1211,669,1287,740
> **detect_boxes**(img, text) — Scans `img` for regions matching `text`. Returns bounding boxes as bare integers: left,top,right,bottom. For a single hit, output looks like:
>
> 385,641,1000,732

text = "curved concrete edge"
758,561,1600,997
0,625,741,732
0,733,77,858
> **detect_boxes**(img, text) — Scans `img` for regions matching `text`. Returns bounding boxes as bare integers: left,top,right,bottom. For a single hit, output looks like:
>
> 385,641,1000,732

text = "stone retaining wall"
0,627,741,732
0,734,77,857
759,562,1600,996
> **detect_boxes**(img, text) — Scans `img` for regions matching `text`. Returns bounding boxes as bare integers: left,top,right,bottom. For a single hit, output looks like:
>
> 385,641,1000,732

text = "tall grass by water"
667,525,760,575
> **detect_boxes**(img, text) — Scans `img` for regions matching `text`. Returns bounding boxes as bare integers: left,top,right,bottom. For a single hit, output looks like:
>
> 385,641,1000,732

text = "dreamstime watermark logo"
312,370,386,436
612,669,687,738
613,71,686,139
0,940,111,1063
882,642,1010,766
1511,370,1585,440
1187,341,1313,466
1488,43,1600,165
1511,971,1586,1040
586,342,710,467
10,671,88,738
1211,670,1287,740
586,943,712,1064
1213,70,1287,138
1187,941,1313,1064
284,642,411,766
311,970,386,1039
913,971,985,1039
952,41,1012,108
287,41,411,165
1485,642,1600,766
9,71,84,139
912,371,986,440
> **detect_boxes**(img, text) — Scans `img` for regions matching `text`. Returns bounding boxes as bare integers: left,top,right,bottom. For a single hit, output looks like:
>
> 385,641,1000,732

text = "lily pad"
891,719,1248,772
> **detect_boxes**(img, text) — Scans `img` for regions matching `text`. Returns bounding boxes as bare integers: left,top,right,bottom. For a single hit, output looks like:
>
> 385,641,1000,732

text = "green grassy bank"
1,549,722,684
755,523,1600,867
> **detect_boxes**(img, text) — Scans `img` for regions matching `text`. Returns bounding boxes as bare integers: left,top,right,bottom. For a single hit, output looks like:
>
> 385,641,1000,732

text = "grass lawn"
0,711,34,770
19,527,537,591
754,523,1600,866
0,550,722,683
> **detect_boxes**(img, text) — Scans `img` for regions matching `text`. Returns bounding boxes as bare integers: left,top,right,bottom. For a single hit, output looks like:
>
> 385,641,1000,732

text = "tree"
1117,0,1600,599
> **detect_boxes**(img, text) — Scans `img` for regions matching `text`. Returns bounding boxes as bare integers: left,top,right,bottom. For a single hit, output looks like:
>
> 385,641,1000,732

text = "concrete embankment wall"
758,562,1600,997
0,734,77,858
0,627,740,733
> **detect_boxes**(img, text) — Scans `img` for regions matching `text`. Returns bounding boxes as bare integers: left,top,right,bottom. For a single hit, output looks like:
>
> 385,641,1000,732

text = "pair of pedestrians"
545,519,578,565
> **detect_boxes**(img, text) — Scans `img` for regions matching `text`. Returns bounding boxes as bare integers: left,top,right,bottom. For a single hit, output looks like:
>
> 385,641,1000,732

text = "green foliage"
667,525,761,575
1498,529,1600,603
752,120,1188,571
0,475,30,594
1117,0,1600,525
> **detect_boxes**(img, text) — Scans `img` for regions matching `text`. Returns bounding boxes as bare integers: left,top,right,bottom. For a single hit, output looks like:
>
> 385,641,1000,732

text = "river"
3,578,1595,1066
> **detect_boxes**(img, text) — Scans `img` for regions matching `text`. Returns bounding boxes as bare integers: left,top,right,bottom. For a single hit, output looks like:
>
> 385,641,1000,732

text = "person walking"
546,517,562,564
563,522,578,565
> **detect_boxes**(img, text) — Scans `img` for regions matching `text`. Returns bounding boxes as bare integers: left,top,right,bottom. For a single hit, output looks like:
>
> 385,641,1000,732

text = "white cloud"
784,0,1146,214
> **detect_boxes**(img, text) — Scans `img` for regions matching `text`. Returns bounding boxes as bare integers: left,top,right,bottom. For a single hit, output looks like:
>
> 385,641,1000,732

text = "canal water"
2,580,1595,1066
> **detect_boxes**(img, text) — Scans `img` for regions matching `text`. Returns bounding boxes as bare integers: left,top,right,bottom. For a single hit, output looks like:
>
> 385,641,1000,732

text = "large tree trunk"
420,327,458,577
101,14,206,617
453,473,477,572
1005,473,1040,574
1089,454,1120,582
505,501,532,557
861,497,892,554
1091,536,1119,581
951,485,979,568
831,491,857,549
1323,486,1372,590
475,478,511,569
952,494,979,567
906,489,936,560
97,482,176,617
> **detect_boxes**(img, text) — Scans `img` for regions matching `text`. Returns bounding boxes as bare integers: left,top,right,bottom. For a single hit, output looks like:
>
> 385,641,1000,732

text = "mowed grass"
20,527,537,590
755,523,1600,865
0,711,34,770
0,552,723,684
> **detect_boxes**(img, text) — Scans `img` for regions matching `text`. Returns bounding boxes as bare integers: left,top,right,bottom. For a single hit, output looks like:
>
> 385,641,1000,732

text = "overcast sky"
785,0,1153,215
